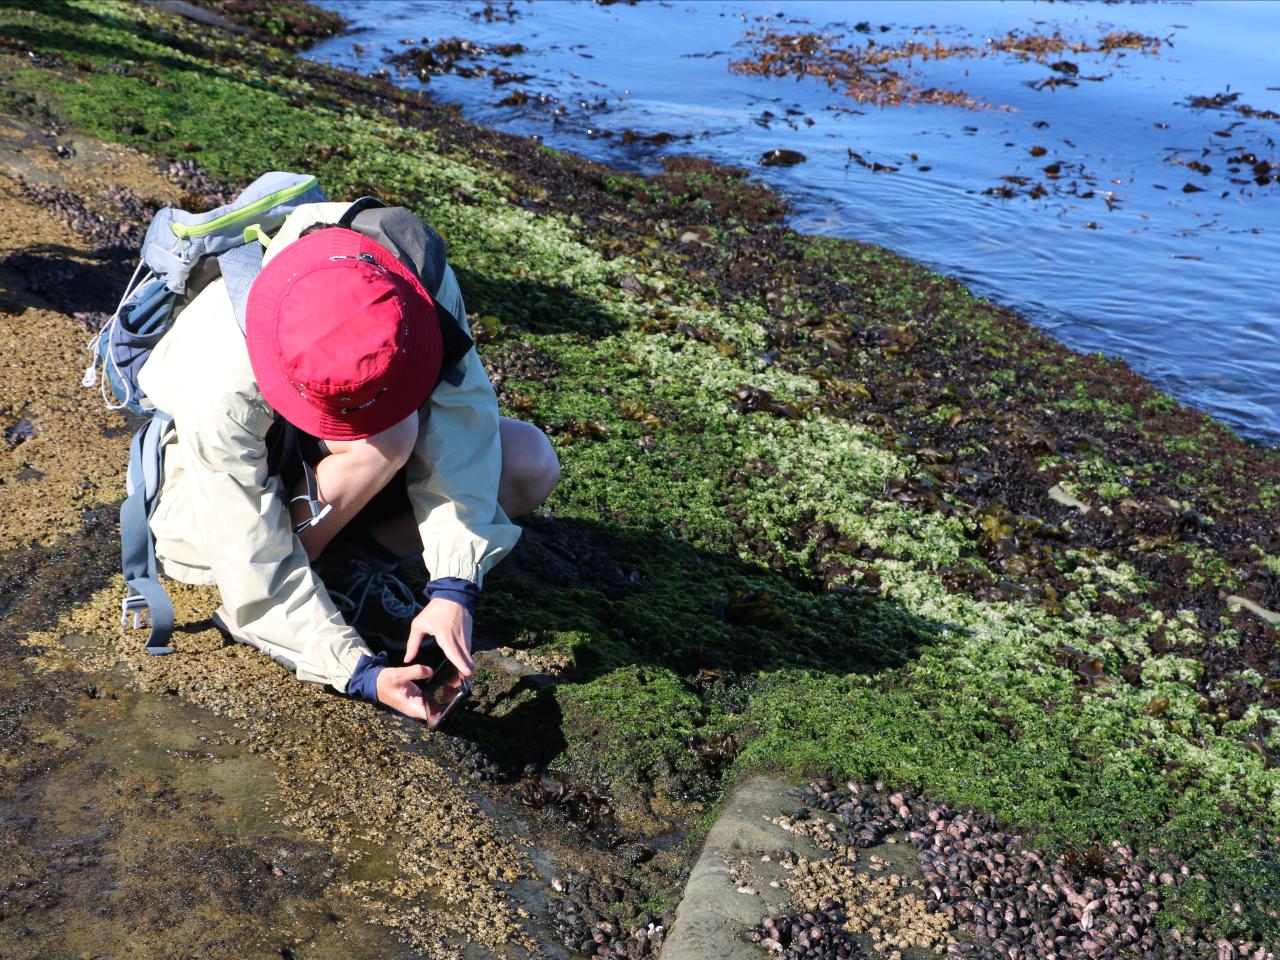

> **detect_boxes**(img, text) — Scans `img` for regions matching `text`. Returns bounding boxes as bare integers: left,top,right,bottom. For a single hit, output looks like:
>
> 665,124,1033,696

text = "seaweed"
3,1,1279,945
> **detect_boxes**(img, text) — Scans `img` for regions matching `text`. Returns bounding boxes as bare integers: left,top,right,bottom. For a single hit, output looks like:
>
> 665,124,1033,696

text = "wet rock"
760,149,807,167
4,418,36,448
778,779,1275,960
167,158,233,209
17,177,154,255
547,868,664,958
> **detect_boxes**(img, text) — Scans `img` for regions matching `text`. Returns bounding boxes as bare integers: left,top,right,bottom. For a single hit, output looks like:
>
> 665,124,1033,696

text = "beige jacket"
137,202,521,691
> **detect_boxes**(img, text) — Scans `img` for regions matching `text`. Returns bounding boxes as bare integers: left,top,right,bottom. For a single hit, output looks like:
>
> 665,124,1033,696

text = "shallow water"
0,638,420,960
309,0,1280,444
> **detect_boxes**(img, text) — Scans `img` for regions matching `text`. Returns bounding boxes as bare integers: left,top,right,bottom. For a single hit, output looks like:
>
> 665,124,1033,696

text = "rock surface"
663,777,824,960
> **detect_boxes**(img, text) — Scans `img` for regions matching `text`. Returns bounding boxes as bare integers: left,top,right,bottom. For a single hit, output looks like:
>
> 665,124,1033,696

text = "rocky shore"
2,2,1278,958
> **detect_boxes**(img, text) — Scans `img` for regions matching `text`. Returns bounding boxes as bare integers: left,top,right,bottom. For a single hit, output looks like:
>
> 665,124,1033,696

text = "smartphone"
417,639,470,731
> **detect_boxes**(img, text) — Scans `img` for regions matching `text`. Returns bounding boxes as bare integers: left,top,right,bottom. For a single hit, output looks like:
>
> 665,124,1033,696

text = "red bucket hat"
245,227,442,441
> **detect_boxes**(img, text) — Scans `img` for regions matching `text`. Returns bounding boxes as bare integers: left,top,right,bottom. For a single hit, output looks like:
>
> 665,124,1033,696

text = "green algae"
192,0,348,47
5,0,1280,944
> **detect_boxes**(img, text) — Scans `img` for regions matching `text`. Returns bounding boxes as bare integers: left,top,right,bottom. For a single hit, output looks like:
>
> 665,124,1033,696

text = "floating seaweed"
386,36,526,83
761,148,807,167
731,27,1162,110
621,129,691,146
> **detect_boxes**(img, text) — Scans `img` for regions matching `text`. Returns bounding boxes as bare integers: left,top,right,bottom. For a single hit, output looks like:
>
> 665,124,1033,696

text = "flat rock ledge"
663,776,823,960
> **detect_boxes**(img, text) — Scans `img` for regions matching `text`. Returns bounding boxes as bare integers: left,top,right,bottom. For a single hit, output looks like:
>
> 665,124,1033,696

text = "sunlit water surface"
309,0,1280,444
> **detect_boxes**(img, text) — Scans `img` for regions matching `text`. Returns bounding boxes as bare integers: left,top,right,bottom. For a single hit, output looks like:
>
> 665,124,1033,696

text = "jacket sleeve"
406,264,522,585
172,389,372,690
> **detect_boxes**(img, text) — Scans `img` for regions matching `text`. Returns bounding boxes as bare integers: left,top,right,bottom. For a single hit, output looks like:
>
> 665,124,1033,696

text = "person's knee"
499,419,560,516
526,430,560,505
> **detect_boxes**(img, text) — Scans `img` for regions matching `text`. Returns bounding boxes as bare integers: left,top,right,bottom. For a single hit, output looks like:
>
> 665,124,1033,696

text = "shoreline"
2,2,1278,957
305,0,1280,449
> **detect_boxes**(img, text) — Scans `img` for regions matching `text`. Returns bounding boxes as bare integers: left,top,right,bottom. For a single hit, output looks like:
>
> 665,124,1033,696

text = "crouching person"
135,202,559,721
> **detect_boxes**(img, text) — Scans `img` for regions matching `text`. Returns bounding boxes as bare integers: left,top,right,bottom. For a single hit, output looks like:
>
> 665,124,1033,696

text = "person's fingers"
457,625,474,674
438,629,474,678
375,664,435,721
382,682,428,720
392,689,429,721
395,678,429,720
405,620,429,665
442,671,466,696
396,662,434,682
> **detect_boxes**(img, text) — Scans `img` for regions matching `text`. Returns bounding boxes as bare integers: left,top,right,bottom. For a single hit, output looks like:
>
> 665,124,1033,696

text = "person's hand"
375,662,435,720
405,597,474,678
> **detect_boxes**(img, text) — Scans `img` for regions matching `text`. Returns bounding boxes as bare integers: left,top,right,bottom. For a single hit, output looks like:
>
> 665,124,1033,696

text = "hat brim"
246,228,442,442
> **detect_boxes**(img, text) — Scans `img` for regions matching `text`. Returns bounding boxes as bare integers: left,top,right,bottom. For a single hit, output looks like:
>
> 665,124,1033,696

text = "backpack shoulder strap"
337,196,386,229
218,242,262,336
144,173,324,293
340,198,449,296
120,413,176,655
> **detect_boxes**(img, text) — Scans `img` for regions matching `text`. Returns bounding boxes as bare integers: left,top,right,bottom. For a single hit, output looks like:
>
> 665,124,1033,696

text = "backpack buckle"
121,591,150,630
291,500,333,536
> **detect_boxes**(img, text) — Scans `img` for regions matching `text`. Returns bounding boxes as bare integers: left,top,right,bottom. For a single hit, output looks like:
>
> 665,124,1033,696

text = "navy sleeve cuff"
347,651,387,703
425,576,480,615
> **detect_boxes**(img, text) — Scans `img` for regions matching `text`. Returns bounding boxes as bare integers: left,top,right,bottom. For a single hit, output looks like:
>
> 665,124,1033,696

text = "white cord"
83,260,154,407
84,259,146,389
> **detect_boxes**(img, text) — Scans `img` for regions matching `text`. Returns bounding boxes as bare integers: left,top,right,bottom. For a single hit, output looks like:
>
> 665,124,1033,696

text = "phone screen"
418,641,470,730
